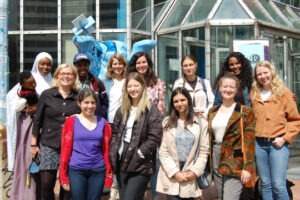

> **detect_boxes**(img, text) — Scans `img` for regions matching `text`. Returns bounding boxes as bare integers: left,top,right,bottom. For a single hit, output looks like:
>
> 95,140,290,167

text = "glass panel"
8,0,19,30
291,7,300,18
8,35,20,89
161,0,194,28
243,0,272,22
100,0,126,29
210,26,254,83
62,34,78,64
274,2,300,28
24,0,57,30
293,56,300,109
258,0,289,26
132,0,151,31
23,34,58,72
62,0,95,30
289,38,300,54
157,32,179,112
185,0,216,24
154,0,169,22
182,28,207,78
213,0,251,19
291,0,300,7
270,37,284,77
100,33,126,42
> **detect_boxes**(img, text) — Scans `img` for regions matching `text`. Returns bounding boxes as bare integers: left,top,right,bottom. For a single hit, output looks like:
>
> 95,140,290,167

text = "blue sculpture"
71,14,157,79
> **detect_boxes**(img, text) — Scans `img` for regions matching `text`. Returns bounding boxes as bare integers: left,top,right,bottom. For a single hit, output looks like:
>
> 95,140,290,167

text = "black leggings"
40,170,70,200
40,170,57,200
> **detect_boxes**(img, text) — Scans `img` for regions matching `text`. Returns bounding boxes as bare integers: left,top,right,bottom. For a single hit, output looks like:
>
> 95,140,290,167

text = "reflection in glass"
23,34,57,72
290,7,300,19
213,0,250,19
274,2,300,28
210,26,254,82
8,0,19,30
243,0,272,22
8,35,20,89
289,38,300,53
100,0,126,28
62,0,95,29
158,33,179,110
161,0,194,28
258,0,289,26
154,0,169,23
100,33,126,42
132,4,151,31
185,0,216,23
182,28,206,78
62,34,78,64
24,0,57,30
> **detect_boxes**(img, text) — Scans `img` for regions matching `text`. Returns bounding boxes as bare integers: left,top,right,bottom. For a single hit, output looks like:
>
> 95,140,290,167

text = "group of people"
6,50,300,200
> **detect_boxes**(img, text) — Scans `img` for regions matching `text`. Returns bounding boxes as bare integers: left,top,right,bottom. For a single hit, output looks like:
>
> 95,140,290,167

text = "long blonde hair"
121,72,151,122
251,61,285,100
51,63,80,91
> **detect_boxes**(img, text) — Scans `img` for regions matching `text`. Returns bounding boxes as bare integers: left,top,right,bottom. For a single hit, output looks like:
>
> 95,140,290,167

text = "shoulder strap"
240,106,246,162
200,78,208,107
194,117,202,161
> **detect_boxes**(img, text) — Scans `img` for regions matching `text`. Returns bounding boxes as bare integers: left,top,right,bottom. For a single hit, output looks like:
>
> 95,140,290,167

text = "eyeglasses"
59,72,74,77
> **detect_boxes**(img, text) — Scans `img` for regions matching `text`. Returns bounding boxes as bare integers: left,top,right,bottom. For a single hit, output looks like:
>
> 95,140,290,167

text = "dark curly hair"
128,52,157,87
213,52,252,91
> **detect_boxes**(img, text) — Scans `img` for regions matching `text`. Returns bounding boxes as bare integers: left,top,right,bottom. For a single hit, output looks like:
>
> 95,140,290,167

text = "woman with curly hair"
213,52,252,106
251,61,300,200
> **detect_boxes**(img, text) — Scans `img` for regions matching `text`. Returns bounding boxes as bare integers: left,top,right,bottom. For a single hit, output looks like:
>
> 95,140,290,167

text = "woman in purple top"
60,87,112,200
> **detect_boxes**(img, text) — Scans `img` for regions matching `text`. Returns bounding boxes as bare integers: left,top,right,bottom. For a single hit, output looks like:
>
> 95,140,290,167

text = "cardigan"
59,115,113,187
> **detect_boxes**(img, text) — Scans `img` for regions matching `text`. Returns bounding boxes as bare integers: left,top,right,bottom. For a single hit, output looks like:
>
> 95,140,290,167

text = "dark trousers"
117,141,150,200
117,171,150,200
68,167,105,200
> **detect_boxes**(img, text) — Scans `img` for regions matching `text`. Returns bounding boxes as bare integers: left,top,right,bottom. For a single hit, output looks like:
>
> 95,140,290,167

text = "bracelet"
31,144,38,147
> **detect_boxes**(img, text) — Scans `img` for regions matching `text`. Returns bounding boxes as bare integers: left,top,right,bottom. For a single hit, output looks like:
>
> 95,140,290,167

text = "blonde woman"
102,53,127,199
31,64,81,200
109,72,162,200
251,61,300,200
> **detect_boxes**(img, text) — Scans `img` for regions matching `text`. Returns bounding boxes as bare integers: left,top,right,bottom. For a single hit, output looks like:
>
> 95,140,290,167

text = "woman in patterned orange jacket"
207,72,256,200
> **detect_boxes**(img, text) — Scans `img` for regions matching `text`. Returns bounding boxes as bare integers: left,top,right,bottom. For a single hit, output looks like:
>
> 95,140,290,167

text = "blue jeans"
255,138,289,200
68,167,105,200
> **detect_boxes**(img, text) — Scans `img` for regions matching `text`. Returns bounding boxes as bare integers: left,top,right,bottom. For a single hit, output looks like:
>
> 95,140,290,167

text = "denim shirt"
213,87,251,107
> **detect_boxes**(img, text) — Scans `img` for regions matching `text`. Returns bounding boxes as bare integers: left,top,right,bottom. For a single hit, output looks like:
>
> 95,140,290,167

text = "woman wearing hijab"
31,52,53,95
6,52,53,171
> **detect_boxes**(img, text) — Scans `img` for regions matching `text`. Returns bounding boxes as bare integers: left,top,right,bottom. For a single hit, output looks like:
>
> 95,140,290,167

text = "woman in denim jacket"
213,52,252,106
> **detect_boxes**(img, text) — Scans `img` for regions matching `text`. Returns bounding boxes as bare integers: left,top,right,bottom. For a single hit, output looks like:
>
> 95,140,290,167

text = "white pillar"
0,0,10,199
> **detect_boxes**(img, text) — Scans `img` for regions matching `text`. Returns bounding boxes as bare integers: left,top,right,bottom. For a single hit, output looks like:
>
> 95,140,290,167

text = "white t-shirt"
108,79,125,123
118,106,137,157
261,89,271,101
212,110,232,143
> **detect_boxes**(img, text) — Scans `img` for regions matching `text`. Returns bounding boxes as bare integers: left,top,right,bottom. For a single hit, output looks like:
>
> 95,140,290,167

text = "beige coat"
156,117,210,198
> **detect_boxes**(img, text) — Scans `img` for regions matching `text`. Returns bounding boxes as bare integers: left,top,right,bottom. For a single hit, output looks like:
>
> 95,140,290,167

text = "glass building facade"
2,0,300,196
8,0,300,107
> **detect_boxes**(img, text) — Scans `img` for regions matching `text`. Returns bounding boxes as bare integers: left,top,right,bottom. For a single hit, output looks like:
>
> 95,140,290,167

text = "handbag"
195,117,212,189
240,106,257,188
